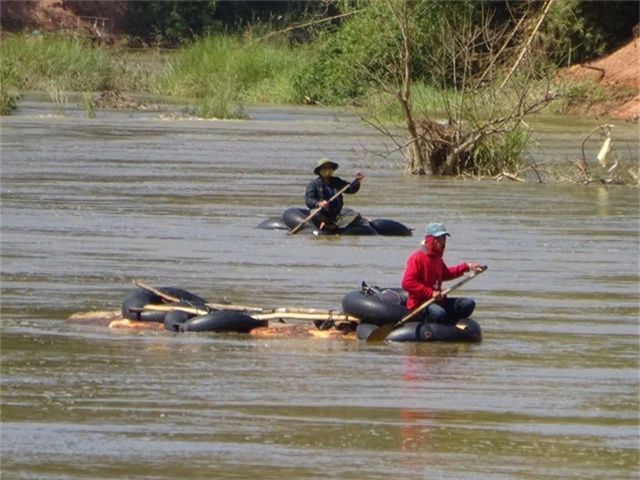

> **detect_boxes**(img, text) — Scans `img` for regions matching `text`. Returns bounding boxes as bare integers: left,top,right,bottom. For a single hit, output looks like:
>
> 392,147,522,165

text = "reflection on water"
1,103,638,479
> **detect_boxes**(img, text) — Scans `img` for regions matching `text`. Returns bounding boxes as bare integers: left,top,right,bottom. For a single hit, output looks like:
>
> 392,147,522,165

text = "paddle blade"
364,324,393,342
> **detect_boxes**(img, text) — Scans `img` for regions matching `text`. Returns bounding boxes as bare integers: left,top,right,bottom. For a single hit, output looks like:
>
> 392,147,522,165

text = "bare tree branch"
253,8,367,43
500,0,555,88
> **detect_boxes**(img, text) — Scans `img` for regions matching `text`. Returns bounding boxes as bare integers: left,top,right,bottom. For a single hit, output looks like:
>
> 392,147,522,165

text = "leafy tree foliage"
124,0,218,47
291,0,482,105
545,0,639,64
213,1,334,30
124,1,335,47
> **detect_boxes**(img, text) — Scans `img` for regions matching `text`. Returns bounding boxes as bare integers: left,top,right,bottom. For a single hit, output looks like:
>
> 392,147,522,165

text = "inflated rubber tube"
369,218,413,237
384,318,482,342
342,290,410,326
282,207,312,231
256,217,289,230
179,310,268,333
163,310,195,332
121,287,208,322
340,218,378,236
122,288,166,322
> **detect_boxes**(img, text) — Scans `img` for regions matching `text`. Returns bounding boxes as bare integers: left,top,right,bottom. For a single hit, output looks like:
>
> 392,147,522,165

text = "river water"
1,101,638,479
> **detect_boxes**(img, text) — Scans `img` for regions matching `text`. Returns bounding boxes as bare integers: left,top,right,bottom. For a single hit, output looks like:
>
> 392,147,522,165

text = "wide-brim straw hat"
314,157,339,175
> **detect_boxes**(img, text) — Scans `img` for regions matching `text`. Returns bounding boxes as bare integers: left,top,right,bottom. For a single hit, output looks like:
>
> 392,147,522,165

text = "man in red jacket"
401,222,485,325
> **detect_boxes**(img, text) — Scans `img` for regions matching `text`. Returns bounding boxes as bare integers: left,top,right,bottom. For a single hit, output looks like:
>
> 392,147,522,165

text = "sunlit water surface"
1,102,638,479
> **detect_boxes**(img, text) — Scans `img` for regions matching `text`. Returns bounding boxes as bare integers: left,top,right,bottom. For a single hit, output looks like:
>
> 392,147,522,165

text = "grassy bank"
0,32,308,117
156,35,308,118
0,34,156,113
2,31,633,119
0,32,496,119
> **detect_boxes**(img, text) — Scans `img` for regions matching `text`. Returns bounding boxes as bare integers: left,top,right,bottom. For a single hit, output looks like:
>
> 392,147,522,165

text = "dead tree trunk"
399,94,427,174
386,0,428,174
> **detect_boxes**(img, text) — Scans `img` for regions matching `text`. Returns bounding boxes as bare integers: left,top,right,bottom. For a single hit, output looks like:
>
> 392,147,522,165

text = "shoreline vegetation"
1,33,311,117
1,8,637,185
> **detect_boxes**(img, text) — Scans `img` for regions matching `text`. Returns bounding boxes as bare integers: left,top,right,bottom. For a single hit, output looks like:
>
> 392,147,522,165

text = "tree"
345,0,559,177
125,1,218,47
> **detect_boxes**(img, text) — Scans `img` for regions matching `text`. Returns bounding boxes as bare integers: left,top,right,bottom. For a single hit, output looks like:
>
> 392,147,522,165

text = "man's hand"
355,172,364,183
467,262,487,272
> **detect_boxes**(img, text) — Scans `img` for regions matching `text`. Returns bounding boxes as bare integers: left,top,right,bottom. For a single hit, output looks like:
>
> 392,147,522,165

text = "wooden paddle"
287,179,357,235
133,280,182,303
133,280,265,312
366,267,486,342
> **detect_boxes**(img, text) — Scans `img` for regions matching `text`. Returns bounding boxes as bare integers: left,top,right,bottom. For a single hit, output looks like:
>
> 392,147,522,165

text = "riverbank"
3,31,638,121
2,14,637,184
2,1,638,122
557,39,639,121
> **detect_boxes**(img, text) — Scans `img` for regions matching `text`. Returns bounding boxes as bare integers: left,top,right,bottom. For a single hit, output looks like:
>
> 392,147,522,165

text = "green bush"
291,0,480,105
291,4,394,105
467,127,532,177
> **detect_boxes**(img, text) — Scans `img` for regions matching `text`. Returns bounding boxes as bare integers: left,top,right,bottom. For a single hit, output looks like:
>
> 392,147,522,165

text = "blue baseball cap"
424,222,450,237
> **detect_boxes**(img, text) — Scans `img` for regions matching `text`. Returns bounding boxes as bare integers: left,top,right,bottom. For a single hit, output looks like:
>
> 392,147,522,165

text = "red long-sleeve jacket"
401,240,468,309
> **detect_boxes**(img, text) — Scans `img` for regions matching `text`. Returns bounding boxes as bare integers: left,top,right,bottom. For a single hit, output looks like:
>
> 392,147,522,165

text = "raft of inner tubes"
257,207,413,236
120,284,482,342
121,286,268,333
341,283,482,342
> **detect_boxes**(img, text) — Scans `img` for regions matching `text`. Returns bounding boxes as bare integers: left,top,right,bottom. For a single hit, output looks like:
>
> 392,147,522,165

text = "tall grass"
0,54,22,114
360,82,451,123
0,33,164,114
156,35,306,116
0,32,307,118
2,34,115,92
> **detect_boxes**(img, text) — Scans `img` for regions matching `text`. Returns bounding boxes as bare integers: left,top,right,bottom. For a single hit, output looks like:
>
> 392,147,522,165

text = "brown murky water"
1,101,638,479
